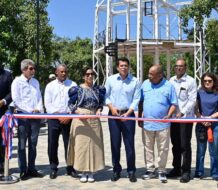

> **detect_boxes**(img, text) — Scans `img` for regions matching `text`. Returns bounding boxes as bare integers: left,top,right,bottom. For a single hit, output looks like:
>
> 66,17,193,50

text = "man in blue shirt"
105,57,141,182
138,65,177,183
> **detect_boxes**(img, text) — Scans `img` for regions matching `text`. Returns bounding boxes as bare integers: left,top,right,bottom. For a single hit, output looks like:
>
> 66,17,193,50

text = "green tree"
0,0,53,84
179,0,218,74
51,36,93,84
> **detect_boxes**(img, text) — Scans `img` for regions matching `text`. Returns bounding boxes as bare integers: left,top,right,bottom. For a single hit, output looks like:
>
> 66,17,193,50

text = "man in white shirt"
44,64,77,179
11,59,43,180
168,58,197,183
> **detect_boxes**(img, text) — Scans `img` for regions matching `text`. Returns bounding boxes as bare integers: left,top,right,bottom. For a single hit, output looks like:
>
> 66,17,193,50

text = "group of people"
0,57,217,184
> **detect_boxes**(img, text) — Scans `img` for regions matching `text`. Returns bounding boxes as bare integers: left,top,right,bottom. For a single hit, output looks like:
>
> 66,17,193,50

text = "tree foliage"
51,36,93,84
180,0,217,28
0,0,53,84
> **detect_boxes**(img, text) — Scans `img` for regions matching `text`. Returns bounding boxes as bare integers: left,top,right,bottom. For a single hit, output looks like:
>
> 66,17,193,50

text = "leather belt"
117,109,128,115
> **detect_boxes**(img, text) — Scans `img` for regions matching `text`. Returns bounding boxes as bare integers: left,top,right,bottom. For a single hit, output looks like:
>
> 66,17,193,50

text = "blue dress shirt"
105,73,141,111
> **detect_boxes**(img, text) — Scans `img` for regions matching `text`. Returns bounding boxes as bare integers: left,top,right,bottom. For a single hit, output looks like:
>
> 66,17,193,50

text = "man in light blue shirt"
105,57,141,182
138,64,177,183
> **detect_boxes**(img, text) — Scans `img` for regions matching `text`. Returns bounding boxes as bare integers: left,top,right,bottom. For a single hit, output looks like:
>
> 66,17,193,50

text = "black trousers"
48,119,72,172
170,122,193,174
108,111,136,173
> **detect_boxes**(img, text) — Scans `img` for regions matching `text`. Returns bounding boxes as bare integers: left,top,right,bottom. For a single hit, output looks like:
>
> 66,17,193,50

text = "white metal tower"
93,0,210,84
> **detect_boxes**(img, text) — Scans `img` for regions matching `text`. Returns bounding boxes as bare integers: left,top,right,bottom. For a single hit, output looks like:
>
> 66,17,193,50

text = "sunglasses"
85,73,95,77
203,79,213,83
28,67,35,71
174,65,185,68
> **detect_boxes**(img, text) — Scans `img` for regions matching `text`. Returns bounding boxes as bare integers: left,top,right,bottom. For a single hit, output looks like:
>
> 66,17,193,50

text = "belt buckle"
118,109,126,115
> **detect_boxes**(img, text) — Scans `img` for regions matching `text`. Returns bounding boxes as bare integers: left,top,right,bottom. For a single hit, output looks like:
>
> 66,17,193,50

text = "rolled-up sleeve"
129,80,141,111
105,78,112,105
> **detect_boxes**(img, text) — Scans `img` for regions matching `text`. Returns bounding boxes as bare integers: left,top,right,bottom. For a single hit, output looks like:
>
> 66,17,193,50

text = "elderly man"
0,64,13,174
138,65,177,183
11,59,43,180
44,64,77,179
168,58,197,183
105,57,141,182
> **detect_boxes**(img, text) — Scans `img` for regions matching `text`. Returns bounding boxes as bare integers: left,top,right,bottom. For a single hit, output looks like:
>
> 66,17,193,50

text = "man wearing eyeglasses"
168,58,197,183
105,57,141,182
11,59,44,180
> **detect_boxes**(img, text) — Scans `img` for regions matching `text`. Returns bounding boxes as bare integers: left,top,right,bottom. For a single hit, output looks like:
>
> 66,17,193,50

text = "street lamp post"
36,0,40,69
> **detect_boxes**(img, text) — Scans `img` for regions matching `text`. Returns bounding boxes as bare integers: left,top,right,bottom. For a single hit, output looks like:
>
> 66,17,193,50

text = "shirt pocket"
179,87,187,101
157,92,169,105
143,89,153,100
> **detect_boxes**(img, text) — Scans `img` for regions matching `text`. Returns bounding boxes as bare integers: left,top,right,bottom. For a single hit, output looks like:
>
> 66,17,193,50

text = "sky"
47,0,97,39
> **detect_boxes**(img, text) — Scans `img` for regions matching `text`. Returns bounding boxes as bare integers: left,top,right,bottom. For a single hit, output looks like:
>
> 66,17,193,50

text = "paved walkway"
1,110,218,189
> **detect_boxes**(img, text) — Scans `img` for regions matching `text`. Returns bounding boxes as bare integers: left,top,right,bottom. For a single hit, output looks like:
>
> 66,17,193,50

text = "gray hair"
56,63,67,70
20,59,35,71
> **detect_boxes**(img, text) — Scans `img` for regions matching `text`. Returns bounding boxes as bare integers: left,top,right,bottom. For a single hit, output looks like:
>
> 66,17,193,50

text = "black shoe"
27,169,44,178
166,169,181,178
50,171,57,179
180,173,191,183
67,170,78,178
128,172,137,182
194,173,203,179
20,172,29,181
111,172,120,182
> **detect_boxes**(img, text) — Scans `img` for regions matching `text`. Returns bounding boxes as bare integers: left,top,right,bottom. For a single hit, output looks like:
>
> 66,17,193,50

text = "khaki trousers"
142,127,170,173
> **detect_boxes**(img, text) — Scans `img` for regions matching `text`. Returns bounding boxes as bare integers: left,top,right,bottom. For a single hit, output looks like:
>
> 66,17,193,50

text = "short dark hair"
117,57,130,67
201,72,218,92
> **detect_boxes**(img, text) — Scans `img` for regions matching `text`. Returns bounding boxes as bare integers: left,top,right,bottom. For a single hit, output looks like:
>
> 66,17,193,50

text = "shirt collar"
174,73,187,82
21,74,32,82
117,73,132,81
151,78,166,88
56,78,68,85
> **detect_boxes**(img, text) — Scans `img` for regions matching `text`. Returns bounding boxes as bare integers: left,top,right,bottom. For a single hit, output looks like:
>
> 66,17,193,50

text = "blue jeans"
195,122,218,178
18,118,41,173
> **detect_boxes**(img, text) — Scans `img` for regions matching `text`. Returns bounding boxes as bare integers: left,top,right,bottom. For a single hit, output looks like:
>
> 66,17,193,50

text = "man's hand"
0,100,5,108
163,115,171,119
110,107,119,116
176,112,184,118
138,121,143,128
59,118,71,125
32,109,40,113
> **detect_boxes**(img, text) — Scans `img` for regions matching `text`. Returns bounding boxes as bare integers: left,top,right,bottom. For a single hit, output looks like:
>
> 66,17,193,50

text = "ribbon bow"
0,112,18,159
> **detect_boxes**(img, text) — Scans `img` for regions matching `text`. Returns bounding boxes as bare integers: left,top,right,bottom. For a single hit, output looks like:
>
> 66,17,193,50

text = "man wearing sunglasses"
168,58,197,183
11,59,43,180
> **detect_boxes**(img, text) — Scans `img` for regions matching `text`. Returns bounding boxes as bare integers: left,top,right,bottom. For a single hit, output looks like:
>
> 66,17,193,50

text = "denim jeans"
18,118,41,173
195,122,218,178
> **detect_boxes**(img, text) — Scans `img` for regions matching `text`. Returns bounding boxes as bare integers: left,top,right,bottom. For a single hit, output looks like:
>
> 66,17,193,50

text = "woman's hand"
96,109,102,116
201,116,212,127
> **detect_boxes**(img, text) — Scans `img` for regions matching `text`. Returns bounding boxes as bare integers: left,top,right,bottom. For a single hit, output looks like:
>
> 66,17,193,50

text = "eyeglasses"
203,79,213,83
28,67,35,71
174,65,185,68
85,73,95,77
119,64,128,68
